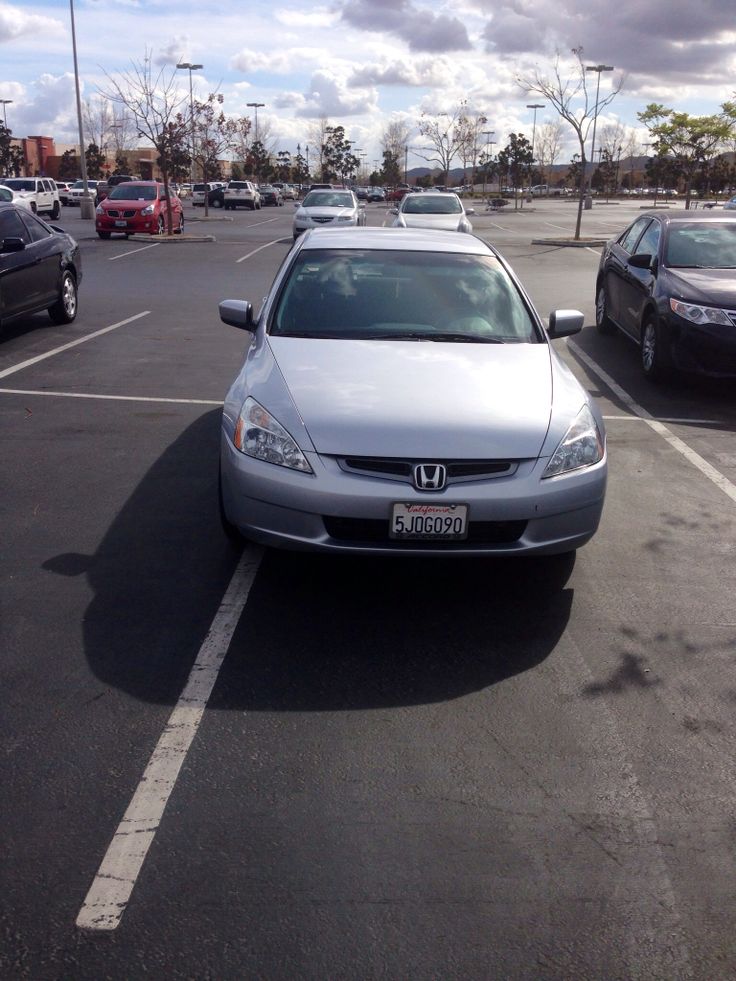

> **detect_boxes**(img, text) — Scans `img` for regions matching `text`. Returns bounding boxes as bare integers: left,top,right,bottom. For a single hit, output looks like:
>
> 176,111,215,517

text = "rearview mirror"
547,309,584,338
219,299,255,332
465,208,476,216
1,237,25,253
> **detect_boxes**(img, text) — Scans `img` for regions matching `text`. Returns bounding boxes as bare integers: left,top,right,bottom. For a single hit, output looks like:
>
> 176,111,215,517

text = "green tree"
275,150,292,181
230,162,243,181
567,154,583,189
246,140,271,181
85,143,106,179
637,103,735,208
497,133,534,208
58,148,79,179
321,125,359,183
292,151,308,183
113,151,130,175
0,124,12,174
380,149,401,186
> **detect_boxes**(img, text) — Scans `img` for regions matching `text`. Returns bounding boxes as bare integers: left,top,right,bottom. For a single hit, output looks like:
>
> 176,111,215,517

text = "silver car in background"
389,191,475,233
218,227,606,556
293,189,365,241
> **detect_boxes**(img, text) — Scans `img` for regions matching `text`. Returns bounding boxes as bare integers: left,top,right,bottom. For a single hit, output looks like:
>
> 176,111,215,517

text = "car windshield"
229,182,249,189
108,185,157,201
271,249,539,343
3,179,35,191
665,223,736,269
0,186,13,201
302,192,354,209
402,195,462,215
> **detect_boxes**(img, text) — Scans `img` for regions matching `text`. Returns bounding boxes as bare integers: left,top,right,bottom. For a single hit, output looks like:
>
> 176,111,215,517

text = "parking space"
2,199,736,978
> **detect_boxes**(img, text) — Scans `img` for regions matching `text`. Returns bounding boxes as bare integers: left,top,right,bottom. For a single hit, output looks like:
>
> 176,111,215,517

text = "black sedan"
0,203,81,331
258,185,283,207
595,211,736,380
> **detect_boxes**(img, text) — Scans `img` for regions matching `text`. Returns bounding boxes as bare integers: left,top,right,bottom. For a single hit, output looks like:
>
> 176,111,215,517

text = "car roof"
644,210,736,224
298,226,493,255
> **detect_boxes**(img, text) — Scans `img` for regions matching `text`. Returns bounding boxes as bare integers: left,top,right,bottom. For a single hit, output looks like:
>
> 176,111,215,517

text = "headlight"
141,204,155,216
338,215,353,222
669,298,731,326
95,205,104,215
542,404,604,478
233,397,312,473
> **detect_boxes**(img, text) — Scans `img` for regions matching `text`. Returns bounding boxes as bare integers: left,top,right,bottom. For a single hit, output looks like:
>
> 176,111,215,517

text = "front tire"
175,213,184,234
51,201,61,220
156,216,165,235
97,231,111,239
212,197,223,209
641,317,669,382
595,284,616,334
48,272,78,324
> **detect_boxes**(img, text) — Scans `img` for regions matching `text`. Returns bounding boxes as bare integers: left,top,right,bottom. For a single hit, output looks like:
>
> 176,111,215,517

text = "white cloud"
0,2,63,42
297,69,378,118
154,36,190,67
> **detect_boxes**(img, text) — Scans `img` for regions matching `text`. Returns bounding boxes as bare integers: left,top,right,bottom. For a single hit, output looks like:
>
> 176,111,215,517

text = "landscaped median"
530,236,609,247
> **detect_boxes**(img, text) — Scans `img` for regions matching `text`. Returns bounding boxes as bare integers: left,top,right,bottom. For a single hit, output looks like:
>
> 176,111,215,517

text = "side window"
20,211,52,243
0,209,31,244
42,180,52,192
636,220,661,258
619,218,651,254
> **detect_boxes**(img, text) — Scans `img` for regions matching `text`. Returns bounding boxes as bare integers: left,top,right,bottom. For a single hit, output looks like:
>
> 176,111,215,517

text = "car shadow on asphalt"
42,409,575,710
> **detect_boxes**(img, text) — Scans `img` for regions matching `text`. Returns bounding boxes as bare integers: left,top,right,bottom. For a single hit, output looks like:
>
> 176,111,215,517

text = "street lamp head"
526,103,545,109
586,64,614,72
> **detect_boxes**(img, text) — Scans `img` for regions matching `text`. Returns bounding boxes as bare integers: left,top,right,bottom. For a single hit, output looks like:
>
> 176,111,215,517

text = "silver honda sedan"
389,190,475,233
293,189,365,240
218,227,607,556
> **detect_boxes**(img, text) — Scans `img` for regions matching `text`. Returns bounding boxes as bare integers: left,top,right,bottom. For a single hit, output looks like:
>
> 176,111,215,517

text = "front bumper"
220,432,607,556
96,214,156,234
665,313,736,377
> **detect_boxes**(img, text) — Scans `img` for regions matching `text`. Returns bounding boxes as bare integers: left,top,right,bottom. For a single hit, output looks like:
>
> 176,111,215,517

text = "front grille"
107,209,136,218
323,516,526,546
311,216,333,224
340,457,516,482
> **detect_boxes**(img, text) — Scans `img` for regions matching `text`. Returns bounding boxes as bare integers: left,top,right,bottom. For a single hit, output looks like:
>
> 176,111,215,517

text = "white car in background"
0,184,34,211
1,177,61,218
389,191,474,233
68,179,101,206
293,189,365,241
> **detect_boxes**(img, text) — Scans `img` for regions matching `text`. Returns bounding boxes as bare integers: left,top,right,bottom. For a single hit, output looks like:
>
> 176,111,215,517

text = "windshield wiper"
360,332,504,343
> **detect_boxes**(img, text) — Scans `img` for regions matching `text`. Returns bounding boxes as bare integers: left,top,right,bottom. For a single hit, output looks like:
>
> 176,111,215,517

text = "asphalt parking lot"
2,197,736,979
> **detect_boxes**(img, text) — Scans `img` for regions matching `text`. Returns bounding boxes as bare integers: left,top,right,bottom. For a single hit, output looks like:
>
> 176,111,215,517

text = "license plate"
115,220,127,227
390,503,468,540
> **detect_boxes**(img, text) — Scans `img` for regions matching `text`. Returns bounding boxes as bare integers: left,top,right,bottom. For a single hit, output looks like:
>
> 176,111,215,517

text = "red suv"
95,181,183,238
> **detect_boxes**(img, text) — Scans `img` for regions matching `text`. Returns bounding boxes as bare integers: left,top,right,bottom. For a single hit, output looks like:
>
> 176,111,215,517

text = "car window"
635,220,661,258
108,185,156,200
402,195,462,215
2,179,35,192
0,208,31,243
302,192,354,208
20,211,52,242
665,222,736,269
271,248,539,343
0,187,12,202
619,218,651,254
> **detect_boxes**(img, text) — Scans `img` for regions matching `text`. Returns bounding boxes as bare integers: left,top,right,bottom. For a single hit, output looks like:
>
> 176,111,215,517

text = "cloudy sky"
2,0,735,169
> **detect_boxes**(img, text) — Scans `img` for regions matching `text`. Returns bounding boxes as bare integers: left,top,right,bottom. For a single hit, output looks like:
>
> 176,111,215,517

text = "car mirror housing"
629,252,654,270
465,208,476,216
1,237,25,253
547,309,584,338
219,299,255,332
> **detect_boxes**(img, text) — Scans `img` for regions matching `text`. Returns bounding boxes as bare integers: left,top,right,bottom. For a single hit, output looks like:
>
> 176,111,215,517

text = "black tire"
156,216,165,235
218,467,245,545
595,283,616,334
248,201,255,211
641,317,669,382
48,272,78,325
50,201,61,220
212,196,223,209
30,201,37,214
97,232,111,240
175,213,184,234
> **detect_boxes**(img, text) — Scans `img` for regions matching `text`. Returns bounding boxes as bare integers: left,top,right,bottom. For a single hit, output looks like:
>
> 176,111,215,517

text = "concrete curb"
127,233,216,243
531,238,608,248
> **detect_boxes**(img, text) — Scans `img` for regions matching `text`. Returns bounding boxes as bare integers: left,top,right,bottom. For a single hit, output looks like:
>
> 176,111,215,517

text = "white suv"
224,180,261,210
1,177,61,219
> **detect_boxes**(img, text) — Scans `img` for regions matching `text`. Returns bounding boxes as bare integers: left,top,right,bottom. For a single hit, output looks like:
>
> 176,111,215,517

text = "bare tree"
83,96,113,153
307,115,332,181
415,102,468,183
102,51,188,234
518,48,623,238
191,94,238,215
381,119,412,162
455,105,488,186
536,120,564,186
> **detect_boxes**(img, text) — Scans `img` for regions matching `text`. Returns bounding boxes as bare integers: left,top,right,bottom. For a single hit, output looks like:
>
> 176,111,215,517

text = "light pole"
68,0,95,219
247,102,265,143
526,103,544,196
481,129,494,197
305,144,309,180
585,64,614,208
0,99,11,129
176,62,203,184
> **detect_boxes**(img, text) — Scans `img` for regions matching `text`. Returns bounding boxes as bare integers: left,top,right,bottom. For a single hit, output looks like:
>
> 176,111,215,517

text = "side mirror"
629,252,654,269
1,237,25,253
219,299,255,332
294,201,301,207
389,207,399,215
547,309,584,338
465,208,476,216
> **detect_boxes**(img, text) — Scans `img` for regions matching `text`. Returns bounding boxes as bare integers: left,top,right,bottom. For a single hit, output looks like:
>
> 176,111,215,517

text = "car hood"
399,213,468,231
268,337,553,458
666,267,736,307
101,199,154,210
298,207,355,219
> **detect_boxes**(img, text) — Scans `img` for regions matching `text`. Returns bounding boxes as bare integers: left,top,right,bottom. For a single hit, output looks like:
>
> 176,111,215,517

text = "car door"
617,218,661,341
18,210,60,307
0,208,43,320
603,217,652,331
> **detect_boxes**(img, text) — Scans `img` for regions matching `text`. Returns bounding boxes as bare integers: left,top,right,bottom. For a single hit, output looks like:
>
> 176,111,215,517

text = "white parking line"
76,547,264,932
569,340,736,505
108,243,161,262
246,216,281,228
0,312,150,380
603,415,723,425
236,238,285,263
0,388,221,406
